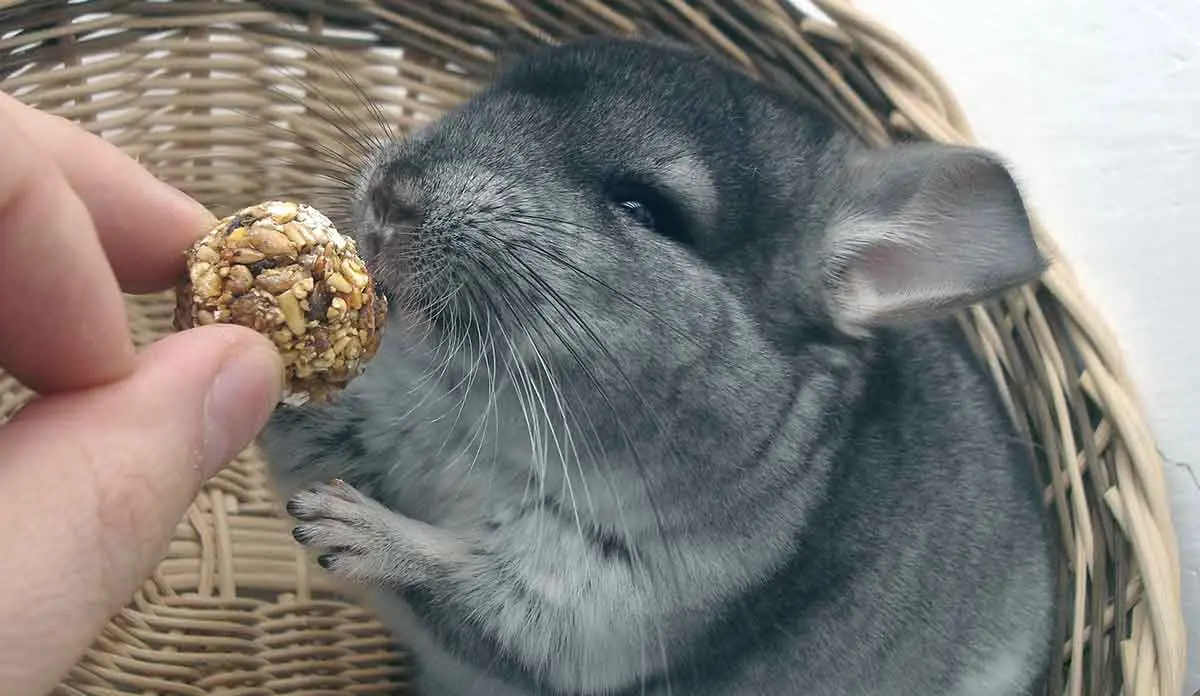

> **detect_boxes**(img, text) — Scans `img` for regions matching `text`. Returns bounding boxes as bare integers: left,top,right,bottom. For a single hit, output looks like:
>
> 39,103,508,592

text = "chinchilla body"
259,38,1059,696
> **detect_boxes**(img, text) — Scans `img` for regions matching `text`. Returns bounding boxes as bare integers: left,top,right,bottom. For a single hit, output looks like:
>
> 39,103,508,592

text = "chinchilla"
258,37,1059,696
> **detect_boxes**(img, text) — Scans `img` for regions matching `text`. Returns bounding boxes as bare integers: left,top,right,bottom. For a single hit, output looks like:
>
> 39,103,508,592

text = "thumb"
0,324,282,696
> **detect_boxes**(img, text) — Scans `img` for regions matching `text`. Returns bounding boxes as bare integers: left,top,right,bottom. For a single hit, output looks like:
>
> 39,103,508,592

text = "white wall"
809,0,1200,691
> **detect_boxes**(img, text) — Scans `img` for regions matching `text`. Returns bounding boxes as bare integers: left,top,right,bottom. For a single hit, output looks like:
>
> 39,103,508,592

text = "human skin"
0,91,284,696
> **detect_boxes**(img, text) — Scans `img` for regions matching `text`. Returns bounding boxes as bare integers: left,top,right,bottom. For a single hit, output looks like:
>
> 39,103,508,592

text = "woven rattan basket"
0,1,1188,695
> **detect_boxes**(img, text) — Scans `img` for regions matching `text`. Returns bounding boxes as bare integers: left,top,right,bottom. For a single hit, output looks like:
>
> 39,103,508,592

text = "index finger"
0,91,217,294
0,105,135,393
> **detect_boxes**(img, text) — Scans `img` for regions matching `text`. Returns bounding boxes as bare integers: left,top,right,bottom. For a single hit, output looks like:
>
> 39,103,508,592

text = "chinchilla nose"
364,169,425,259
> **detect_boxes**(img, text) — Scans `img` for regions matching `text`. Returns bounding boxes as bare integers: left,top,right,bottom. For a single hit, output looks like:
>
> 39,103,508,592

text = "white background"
805,0,1199,691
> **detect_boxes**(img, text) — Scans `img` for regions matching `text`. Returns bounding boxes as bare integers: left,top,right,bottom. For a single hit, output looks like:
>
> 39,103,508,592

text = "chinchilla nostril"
369,175,426,229
365,175,426,259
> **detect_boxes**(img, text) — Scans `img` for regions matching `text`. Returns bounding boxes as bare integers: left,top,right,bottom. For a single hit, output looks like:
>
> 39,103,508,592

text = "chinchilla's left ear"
819,143,1047,337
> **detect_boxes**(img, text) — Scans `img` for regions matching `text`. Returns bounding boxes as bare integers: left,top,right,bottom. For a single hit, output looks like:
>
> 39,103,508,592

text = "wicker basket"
0,1,1186,695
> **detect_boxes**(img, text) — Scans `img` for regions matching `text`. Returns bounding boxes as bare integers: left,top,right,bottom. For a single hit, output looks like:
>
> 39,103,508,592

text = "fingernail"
202,344,283,477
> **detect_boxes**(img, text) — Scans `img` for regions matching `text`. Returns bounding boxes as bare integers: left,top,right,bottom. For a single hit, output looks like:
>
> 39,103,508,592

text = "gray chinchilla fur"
258,37,1059,696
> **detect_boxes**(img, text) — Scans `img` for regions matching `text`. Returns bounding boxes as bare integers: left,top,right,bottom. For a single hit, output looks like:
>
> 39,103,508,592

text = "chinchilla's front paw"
287,478,454,587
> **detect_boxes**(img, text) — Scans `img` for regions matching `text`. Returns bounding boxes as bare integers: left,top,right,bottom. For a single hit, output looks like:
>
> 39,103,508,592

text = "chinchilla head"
340,36,1045,526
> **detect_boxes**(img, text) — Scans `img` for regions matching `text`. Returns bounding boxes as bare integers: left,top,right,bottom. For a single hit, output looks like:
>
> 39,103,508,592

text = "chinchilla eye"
608,180,691,245
619,200,656,228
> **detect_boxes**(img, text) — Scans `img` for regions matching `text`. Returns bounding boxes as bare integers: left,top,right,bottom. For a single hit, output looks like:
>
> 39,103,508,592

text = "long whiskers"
460,231,683,696
265,50,681,694
496,213,709,352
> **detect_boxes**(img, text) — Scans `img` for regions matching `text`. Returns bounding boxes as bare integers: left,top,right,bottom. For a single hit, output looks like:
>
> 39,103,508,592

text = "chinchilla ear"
820,143,1047,337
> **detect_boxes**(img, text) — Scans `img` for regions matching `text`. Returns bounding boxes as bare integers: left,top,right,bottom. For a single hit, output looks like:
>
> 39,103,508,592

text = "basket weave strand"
0,1,1185,695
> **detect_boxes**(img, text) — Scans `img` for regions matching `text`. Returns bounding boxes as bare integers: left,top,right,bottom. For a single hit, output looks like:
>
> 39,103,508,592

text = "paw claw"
327,478,363,502
285,487,327,521
280,480,441,587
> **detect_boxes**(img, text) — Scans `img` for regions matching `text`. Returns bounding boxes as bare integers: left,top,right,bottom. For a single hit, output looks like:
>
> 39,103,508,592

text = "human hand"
0,92,284,695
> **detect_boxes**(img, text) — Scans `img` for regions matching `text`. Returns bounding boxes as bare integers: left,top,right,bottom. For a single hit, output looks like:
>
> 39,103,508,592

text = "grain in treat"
174,201,388,406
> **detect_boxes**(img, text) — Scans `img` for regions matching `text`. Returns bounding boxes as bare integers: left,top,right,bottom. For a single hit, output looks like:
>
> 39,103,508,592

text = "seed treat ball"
174,200,388,407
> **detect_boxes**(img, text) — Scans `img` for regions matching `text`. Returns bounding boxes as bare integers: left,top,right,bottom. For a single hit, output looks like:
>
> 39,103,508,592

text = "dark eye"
609,180,690,245
619,200,656,228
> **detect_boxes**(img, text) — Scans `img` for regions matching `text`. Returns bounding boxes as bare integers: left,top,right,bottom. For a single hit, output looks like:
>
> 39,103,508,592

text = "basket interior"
0,1,1186,695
